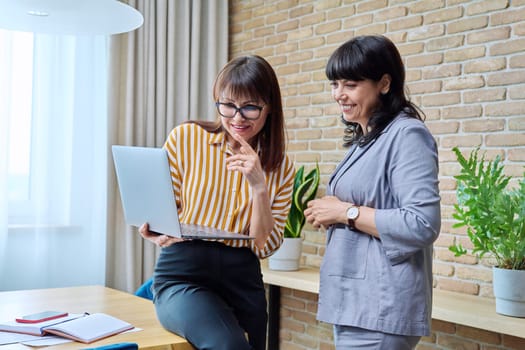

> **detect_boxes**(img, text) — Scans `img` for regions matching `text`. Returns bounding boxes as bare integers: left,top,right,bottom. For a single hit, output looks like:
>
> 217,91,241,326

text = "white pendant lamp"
0,0,143,35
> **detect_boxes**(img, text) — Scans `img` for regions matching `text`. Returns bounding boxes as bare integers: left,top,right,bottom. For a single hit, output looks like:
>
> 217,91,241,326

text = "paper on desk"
0,331,72,347
21,335,72,347
0,331,41,345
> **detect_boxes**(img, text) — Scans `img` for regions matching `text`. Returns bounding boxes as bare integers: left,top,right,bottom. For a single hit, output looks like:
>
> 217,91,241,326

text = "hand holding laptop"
138,222,185,248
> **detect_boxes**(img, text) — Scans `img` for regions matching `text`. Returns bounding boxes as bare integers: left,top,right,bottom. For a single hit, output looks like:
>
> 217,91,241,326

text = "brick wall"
230,1,525,349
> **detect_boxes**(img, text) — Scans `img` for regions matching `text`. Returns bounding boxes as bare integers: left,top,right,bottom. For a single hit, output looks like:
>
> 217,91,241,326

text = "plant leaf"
449,147,525,270
283,163,320,238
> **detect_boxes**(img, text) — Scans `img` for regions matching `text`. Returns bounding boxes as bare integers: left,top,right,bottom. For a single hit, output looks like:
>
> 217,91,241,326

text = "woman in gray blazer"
304,35,441,350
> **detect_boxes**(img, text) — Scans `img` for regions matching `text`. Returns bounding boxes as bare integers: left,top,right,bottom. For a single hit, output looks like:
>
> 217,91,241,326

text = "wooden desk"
0,285,193,350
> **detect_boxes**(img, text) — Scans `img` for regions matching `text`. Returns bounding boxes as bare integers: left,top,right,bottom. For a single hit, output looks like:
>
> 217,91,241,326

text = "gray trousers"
334,325,421,350
153,240,267,350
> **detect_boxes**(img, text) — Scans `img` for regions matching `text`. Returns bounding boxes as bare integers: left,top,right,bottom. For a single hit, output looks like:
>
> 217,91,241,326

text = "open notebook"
111,145,253,240
0,313,133,344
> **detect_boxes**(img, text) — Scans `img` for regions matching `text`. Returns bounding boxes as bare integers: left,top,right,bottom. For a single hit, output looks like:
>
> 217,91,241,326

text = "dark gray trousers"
153,240,267,350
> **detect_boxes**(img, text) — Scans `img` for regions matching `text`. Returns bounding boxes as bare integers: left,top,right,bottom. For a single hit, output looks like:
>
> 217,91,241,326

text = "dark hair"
326,35,424,147
188,55,286,172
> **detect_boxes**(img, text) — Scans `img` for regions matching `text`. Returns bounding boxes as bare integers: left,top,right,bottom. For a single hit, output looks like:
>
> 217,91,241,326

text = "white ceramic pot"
268,237,303,271
493,266,525,317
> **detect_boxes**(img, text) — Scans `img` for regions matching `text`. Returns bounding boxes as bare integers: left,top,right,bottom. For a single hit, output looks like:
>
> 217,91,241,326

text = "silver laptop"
111,145,254,240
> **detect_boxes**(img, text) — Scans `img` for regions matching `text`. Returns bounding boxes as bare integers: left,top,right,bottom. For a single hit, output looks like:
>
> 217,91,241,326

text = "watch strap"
347,217,356,230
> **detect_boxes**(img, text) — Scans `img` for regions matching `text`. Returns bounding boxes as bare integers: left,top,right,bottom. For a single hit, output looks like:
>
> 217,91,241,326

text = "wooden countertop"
0,285,193,350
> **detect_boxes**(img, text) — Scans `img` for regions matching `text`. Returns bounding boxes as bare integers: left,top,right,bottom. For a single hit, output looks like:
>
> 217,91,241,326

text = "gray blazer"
317,114,441,336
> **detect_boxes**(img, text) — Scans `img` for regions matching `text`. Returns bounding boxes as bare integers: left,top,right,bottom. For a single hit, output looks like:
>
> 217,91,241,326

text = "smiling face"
218,93,268,147
330,76,390,133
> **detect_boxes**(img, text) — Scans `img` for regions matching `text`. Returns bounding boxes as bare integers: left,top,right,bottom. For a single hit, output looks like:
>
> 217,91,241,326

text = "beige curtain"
105,0,228,293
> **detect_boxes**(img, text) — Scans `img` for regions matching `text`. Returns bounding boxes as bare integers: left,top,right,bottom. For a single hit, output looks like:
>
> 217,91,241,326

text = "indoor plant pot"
268,237,303,271
493,267,525,317
269,164,320,271
449,147,525,317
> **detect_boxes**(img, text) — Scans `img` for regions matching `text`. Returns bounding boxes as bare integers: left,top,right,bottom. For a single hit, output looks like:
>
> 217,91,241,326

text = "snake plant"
284,164,320,238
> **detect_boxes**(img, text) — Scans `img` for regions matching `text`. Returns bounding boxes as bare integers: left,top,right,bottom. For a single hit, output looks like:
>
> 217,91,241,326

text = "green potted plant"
269,164,320,271
449,146,525,317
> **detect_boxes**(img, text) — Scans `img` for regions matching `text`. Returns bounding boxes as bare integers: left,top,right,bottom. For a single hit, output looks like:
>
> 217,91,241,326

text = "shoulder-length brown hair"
187,55,286,172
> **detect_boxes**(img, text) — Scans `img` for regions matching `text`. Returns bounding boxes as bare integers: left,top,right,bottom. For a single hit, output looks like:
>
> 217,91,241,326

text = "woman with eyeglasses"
138,55,295,350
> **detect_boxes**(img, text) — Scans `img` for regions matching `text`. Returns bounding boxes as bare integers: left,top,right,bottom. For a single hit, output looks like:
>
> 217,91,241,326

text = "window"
0,30,110,290
0,30,109,227
2,31,33,220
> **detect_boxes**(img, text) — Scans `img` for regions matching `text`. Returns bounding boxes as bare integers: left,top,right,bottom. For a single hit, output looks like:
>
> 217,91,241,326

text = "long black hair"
326,35,424,147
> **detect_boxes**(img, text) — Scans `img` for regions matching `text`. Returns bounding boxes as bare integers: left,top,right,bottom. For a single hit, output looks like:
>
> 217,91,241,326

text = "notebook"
111,145,254,240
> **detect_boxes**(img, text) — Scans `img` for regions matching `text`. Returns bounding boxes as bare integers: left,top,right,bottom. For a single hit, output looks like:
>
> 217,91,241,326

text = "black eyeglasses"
215,102,264,120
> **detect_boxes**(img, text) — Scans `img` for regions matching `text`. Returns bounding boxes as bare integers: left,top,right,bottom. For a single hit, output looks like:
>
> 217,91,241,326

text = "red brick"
502,334,525,350
436,279,480,295
456,325,501,344
437,334,480,350
431,319,456,334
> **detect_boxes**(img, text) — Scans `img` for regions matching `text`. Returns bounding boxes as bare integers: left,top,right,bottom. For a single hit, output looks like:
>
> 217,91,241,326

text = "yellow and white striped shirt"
164,123,295,258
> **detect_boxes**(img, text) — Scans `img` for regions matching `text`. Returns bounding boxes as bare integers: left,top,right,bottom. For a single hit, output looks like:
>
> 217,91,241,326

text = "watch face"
347,206,359,220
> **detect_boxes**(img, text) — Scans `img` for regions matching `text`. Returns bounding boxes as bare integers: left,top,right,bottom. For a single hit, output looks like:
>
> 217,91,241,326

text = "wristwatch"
346,205,360,230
